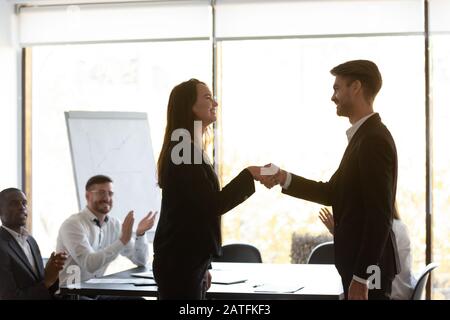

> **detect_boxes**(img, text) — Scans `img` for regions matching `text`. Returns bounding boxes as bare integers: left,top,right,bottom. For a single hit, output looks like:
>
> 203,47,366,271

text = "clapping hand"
44,251,68,288
319,207,334,234
120,211,135,245
136,211,158,236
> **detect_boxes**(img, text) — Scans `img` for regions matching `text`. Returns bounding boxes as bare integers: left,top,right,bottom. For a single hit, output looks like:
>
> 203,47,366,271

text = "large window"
31,41,211,260
429,0,450,300
430,35,450,299
218,37,426,273
0,1,18,189
20,0,449,298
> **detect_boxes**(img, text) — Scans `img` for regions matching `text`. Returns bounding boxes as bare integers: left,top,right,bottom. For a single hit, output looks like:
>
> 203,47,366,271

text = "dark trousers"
153,256,211,300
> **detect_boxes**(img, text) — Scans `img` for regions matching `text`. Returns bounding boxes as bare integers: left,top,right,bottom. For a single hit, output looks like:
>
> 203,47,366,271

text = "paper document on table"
210,270,247,285
130,271,154,279
253,283,303,293
86,278,156,285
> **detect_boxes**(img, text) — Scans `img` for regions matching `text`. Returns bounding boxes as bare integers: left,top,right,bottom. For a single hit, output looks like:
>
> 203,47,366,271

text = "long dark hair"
157,79,205,188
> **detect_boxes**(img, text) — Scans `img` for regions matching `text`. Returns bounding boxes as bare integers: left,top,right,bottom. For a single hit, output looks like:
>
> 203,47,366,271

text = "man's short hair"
85,175,113,191
0,188,22,211
330,60,382,102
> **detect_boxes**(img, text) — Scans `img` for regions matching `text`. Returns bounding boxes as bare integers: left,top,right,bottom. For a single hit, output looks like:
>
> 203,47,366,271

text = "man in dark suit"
0,188,67,300
263,60,400,299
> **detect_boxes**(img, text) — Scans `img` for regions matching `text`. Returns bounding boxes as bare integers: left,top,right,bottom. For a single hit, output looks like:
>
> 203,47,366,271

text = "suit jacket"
153,143,255,265
283,114,400,282
0,226,52,300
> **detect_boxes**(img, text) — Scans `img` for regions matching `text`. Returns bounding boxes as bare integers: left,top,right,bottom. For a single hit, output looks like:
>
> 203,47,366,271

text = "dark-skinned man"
0,188,67,299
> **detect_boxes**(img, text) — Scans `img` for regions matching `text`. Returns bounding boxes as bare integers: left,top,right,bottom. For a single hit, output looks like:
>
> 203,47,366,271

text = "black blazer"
0,226,52,300
153,143,255,264
283,114,400,281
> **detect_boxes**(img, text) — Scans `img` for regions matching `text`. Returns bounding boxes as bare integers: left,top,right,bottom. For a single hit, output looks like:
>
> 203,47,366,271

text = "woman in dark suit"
153,79,261,300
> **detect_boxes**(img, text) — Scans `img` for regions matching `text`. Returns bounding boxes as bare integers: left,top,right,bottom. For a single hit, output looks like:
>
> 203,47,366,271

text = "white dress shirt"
345,112,376,143
56,207,149,285
2,225,38,275
391,219,417,299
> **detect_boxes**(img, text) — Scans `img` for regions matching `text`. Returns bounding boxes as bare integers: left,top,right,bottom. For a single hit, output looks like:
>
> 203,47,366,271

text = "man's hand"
120,211,135,245
259,164,287,189
348,279,368,300
259,163,278,189
44,251,68,288
203,270,212,291
136,211,158,236
275,168,287,187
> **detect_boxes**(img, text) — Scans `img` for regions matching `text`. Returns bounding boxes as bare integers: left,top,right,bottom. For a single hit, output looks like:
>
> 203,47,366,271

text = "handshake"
247,164,287,189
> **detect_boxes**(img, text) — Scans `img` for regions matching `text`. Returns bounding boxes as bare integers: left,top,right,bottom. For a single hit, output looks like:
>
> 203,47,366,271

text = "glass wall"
0,0,19,190
431,34,450,299
218,37,426,272
31,41,211,260
24,0,449,298
430,0,450,300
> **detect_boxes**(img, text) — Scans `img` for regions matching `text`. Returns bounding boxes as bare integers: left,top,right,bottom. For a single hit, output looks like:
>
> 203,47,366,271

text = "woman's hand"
247,166,262,181
319,207,335,235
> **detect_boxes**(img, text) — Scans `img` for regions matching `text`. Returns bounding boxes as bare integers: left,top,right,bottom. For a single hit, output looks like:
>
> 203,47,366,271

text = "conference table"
59,262,344,300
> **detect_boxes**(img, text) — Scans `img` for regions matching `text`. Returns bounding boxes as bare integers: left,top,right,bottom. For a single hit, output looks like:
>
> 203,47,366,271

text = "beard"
93,200,112,214
336,101,352,117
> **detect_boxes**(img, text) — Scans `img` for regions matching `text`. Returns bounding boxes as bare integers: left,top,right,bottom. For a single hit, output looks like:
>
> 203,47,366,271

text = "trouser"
153,255,211,300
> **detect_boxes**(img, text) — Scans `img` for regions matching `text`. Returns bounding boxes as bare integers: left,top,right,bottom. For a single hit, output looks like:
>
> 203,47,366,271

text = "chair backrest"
411,262,438,300
307,241,334,264
213,243,263,263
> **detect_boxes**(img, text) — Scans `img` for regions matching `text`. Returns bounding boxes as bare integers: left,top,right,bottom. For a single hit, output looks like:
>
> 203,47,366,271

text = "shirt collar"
345,112,376,143
82,206,109,227
2,225,30,241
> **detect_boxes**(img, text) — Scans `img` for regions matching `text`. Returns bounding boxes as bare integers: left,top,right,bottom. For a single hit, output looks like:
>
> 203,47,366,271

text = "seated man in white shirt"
56,175,157,298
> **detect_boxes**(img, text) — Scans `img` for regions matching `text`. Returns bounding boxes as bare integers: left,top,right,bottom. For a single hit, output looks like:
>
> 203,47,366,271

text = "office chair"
213,243,263,263
307,241,334,264
410,262,438,300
